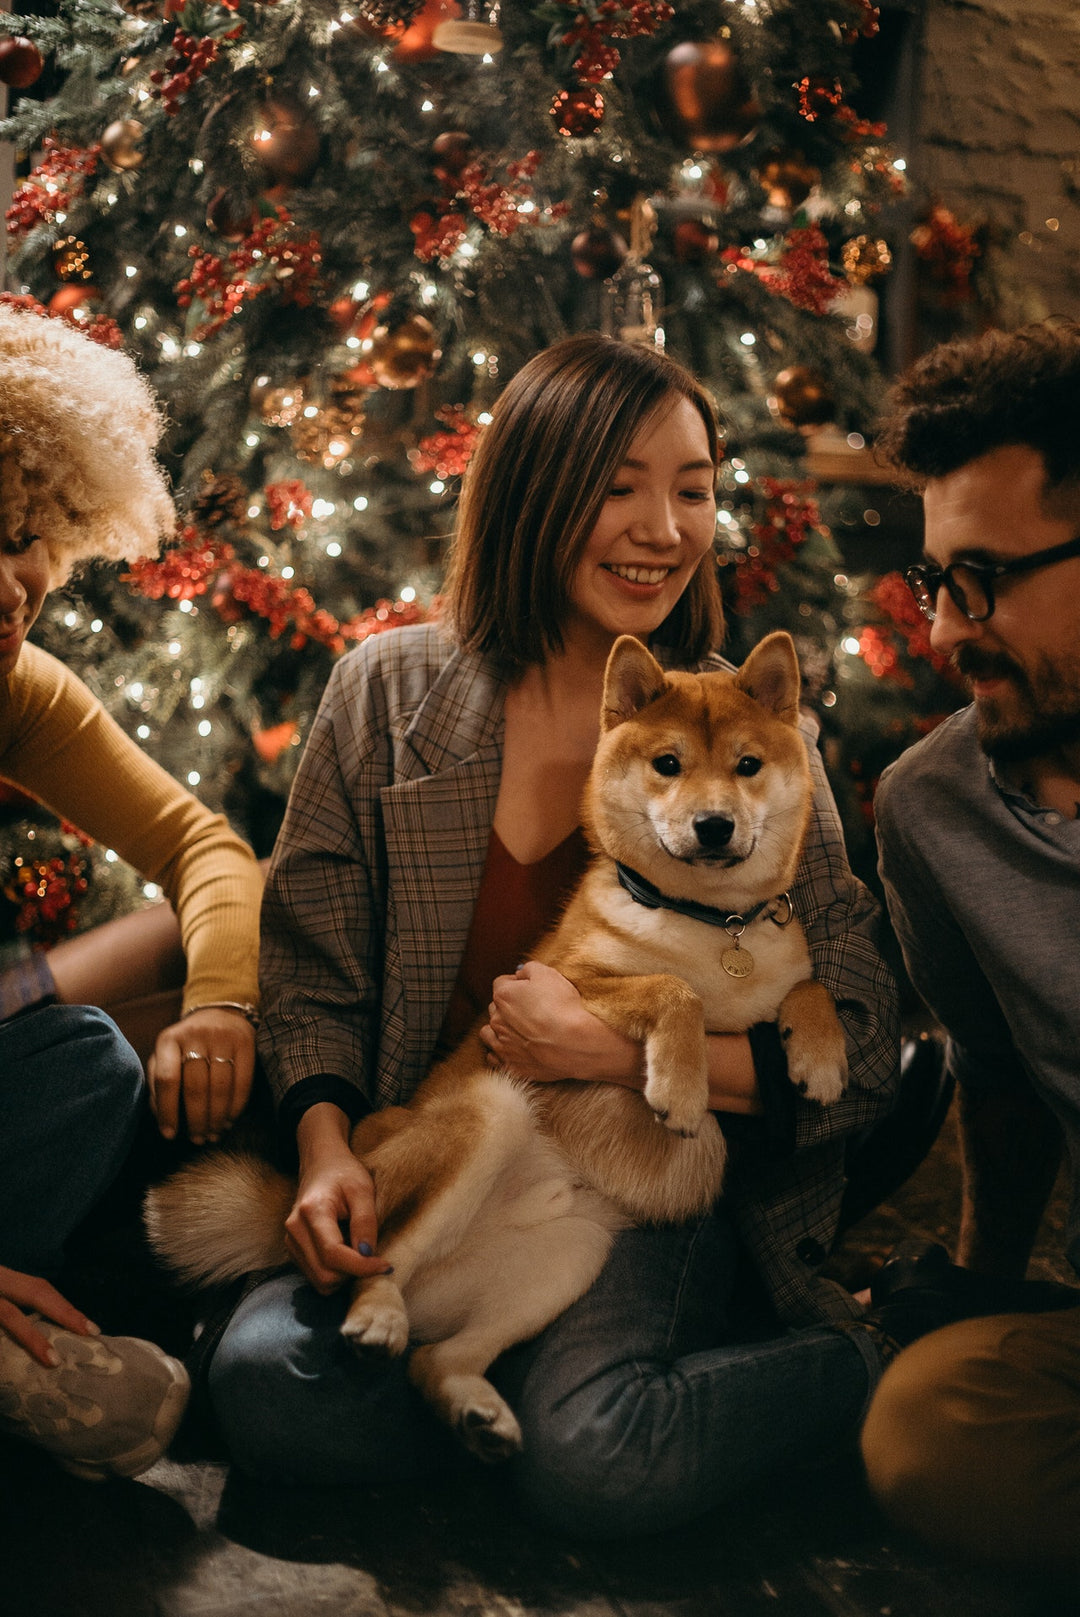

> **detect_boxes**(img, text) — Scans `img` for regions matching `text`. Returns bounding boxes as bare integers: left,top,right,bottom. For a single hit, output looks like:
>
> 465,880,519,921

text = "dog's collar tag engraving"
721,919,755,979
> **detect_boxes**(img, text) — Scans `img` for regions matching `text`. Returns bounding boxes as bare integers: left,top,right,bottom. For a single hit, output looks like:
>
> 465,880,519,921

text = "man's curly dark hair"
876,319,1080,493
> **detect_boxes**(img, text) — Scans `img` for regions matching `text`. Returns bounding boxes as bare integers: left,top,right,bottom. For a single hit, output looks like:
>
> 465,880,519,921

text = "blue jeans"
209,1209,879,1537
0,1003,145,1275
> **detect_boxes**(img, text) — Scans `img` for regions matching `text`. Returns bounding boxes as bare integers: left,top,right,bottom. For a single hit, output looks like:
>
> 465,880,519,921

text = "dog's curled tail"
143,1151,296,1287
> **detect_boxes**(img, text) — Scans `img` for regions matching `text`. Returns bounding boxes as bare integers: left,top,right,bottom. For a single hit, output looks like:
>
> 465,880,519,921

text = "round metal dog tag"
721,946,755,979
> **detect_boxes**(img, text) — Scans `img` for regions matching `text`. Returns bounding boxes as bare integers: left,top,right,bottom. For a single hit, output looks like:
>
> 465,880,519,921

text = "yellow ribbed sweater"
1,641,261,1011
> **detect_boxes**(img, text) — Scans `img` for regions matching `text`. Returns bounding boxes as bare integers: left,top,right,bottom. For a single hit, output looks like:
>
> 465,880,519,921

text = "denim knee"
0,1004,145,1270
511,1370,695,1538
207,1276,453,1486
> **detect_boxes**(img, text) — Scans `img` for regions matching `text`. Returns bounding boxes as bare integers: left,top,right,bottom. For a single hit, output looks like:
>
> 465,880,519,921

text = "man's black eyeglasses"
904,533,1080,623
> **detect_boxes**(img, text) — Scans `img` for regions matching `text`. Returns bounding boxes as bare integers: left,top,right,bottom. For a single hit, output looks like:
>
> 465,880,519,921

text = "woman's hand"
480,961,642,1086
0,1266,99,1367
286,1104,392,1294
147,1008,256,1144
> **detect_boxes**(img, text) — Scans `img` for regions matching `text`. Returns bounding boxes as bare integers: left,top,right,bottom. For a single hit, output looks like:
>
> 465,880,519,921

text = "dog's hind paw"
457,1400,523,1463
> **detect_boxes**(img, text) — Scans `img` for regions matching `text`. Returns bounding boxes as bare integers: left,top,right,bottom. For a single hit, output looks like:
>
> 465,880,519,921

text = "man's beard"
954,644,1080,764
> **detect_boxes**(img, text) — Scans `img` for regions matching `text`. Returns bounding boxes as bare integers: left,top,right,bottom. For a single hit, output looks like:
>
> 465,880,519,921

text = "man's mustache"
954,646,1024,683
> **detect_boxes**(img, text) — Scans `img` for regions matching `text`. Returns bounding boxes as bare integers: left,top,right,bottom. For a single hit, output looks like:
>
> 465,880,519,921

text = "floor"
3,1071,1077,1617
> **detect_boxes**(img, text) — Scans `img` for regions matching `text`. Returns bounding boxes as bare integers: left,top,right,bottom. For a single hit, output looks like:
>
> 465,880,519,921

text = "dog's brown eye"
736,756,762,777
652,754,681,776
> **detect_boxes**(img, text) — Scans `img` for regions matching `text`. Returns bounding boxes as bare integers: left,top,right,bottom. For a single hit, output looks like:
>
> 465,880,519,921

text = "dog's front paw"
781,1025,848,1106
777,981,849,1107
341,1277,409,1357
643,1072,708,1137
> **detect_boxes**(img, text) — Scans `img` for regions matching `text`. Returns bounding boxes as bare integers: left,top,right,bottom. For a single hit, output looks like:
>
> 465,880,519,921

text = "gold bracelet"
182,1000,259,1026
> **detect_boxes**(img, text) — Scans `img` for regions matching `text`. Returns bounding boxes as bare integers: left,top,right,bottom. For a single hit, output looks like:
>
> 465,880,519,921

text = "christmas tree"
0,0,968,949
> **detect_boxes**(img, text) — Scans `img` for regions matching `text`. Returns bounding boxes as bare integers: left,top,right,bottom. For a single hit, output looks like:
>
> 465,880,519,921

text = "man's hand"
480,961,642,1086
287,1103,392,1294
148,1008,256,1144
0,1266,98,1367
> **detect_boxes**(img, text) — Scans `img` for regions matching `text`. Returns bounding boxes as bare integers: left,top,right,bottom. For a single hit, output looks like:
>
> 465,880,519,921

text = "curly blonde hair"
0,307,176,583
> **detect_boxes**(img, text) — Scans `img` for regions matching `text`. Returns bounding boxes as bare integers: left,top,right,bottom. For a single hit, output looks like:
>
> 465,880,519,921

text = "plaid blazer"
259,623,899,1325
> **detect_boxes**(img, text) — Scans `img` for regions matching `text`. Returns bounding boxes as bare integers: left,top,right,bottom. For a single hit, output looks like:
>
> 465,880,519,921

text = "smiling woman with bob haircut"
208,332,900,1540
0,305,262,1483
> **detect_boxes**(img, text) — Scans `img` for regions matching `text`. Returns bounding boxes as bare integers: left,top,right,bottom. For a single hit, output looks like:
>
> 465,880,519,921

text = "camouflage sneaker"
0,1314,189,1482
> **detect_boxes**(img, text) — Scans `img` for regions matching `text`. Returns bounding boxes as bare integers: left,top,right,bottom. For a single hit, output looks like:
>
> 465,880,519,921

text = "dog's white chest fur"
582,881,813,1031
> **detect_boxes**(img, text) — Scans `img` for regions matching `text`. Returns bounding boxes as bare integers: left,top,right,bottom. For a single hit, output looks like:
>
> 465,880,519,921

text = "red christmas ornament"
206,190,259,241
551,87,604,139
658,41,760,153
0,35,44,89
571,225,628,280
250,98,321,185
431,130,474,186
47,284,102,323
672,218,719,262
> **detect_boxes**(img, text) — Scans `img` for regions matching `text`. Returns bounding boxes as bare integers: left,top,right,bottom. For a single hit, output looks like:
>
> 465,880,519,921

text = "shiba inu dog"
145,630,847,1460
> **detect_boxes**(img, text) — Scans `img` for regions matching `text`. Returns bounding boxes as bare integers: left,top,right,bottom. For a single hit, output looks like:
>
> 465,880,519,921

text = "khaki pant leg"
861,1310,1080,1577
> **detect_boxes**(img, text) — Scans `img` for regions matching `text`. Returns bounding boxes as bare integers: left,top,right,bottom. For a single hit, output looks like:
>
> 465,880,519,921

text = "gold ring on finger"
211,1055,234,1065
184,1050,208,1063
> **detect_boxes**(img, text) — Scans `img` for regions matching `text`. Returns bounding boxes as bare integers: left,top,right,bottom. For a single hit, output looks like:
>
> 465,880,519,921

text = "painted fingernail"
358,1241,373,1257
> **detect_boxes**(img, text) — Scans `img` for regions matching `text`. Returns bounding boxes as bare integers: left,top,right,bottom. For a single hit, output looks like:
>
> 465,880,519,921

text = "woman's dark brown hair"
443,334,724,673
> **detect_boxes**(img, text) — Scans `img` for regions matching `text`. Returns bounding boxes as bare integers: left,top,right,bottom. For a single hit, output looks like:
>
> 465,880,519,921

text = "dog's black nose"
693,813,735,851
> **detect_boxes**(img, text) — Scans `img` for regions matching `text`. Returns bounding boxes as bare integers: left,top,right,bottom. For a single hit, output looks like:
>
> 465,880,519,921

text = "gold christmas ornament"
657,40,760,154
100,117,146,173
756,150,821,211
771,365,835,429
249,374,307,427
841,234,892,286
368,314,440,389
290,378,367,467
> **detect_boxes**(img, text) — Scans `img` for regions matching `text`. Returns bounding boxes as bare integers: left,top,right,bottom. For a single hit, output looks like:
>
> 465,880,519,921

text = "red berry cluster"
176,207,323,339
149,30,228,116
461,151,541,236
724,479,821,613
552,0,674,84
869,571,959,678
409,407,482,479
410,209,468,263
838,0,880,41
721,228,843,317
211,565,344,651
123,527,236,600
5,849,90,945
855,623,911,687
5,137,100,238
264,478,313,531
0,290,123,349
411,152,542,262
910,203,979,304
340,595,435,646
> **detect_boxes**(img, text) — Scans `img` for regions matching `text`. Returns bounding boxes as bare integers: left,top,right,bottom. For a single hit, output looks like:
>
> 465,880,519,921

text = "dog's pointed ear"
601,636,668,731
734,631,801,725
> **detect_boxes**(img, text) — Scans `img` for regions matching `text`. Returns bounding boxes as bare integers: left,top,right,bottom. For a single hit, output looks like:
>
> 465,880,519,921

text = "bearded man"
862,320,1080,1582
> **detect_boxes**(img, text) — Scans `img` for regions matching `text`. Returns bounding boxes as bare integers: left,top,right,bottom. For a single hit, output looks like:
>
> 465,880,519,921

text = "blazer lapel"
381,647,506,1087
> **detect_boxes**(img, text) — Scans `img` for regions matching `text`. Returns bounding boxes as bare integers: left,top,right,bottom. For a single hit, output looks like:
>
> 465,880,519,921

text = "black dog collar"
615,862,793,933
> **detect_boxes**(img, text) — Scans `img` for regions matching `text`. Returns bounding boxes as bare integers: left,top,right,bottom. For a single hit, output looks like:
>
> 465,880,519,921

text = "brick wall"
914,0,1080,320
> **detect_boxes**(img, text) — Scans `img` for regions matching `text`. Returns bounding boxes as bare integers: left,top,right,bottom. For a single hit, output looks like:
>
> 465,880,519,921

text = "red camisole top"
435,826,589,1057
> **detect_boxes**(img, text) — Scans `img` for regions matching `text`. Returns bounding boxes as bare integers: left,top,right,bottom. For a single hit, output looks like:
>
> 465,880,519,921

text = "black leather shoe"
856,1238,1080,1364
